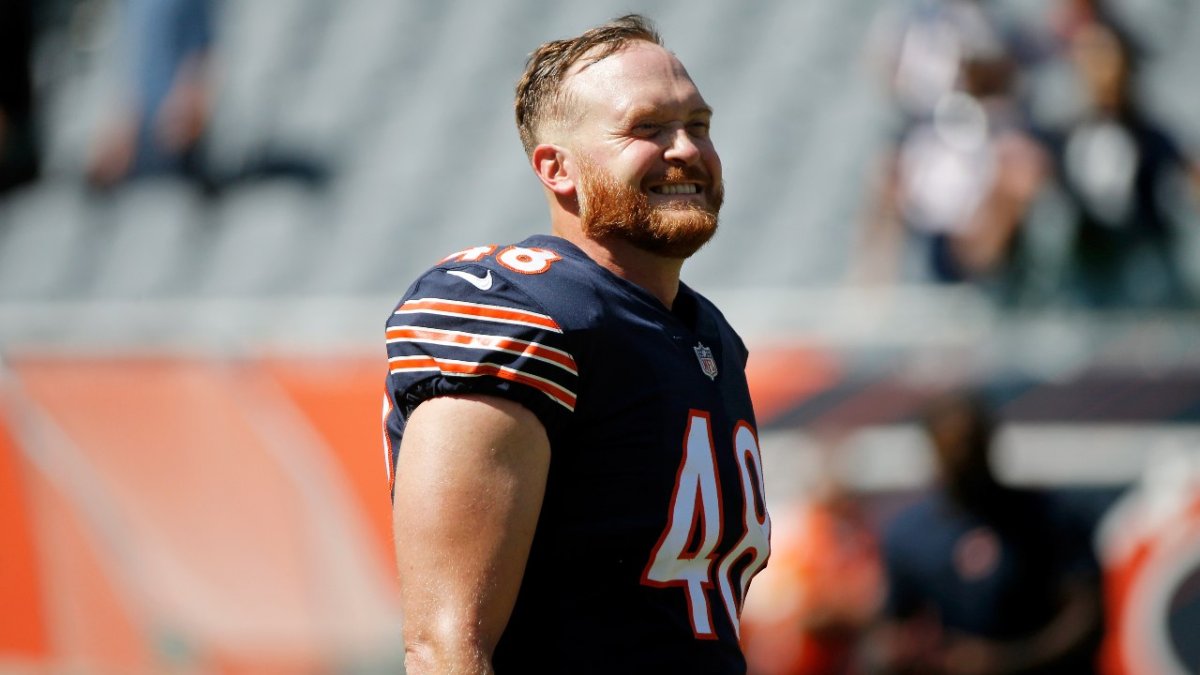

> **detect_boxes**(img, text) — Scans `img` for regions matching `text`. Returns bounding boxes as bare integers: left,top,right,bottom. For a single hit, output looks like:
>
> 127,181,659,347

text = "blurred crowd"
854,0,1200,310
743,4,1200,671
0,0,324,201
741,387,1200,675
0,0,214,193
3,0,1197,309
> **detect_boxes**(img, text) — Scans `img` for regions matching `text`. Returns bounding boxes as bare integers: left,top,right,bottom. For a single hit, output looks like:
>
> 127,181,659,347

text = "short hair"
515,14,663,156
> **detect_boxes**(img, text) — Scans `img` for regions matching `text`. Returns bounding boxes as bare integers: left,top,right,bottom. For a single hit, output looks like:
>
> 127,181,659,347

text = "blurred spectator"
1040,20,1200,308
0,0,40,194
741,448,883,675
1046,0,1127,49
865,0,1029,125
871,391,1103,675
855,5,1049,291
87,0,215,188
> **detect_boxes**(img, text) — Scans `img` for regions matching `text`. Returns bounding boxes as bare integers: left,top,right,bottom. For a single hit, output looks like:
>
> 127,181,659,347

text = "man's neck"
551,222,683,308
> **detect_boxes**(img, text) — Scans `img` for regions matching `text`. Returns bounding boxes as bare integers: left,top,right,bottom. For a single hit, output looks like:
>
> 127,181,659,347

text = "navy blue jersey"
883,489,1101,674
384,234,770,674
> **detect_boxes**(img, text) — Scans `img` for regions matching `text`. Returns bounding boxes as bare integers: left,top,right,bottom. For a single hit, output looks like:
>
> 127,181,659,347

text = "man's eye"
688,122,710,136
633,123,661,136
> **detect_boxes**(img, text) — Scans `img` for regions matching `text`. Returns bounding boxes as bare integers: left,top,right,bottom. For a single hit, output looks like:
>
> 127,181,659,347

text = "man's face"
930,406,992,490
562,41,724,258
1071,24,1127,111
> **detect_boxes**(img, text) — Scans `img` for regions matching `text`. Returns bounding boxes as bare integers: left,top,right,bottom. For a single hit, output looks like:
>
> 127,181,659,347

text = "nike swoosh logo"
446,269,493,291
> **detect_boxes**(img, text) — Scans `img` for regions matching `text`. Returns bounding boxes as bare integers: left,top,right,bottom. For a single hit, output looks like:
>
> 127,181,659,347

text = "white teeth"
655,184,699,195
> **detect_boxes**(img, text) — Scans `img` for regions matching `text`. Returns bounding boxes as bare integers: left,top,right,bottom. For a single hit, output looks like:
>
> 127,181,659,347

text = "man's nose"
663,128,701,165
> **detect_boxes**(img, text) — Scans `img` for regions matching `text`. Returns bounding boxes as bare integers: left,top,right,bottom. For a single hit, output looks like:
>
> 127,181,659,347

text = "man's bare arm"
392,394,551,674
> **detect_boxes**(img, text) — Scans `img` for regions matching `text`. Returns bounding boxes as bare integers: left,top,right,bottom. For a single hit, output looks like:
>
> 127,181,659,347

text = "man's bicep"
392,394,550,669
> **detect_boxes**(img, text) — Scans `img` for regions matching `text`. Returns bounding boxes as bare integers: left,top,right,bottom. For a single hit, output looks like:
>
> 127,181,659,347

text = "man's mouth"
650,183,702,196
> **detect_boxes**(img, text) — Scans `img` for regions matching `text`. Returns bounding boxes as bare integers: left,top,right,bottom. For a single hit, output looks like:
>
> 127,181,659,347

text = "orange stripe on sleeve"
388,356,576,411
395,298,562,333
386,326,578,374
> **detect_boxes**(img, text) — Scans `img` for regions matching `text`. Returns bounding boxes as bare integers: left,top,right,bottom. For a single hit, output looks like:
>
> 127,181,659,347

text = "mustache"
657,165,711,185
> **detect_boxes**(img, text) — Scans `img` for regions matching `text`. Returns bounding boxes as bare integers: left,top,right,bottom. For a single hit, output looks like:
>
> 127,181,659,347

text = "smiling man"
384,15,769,674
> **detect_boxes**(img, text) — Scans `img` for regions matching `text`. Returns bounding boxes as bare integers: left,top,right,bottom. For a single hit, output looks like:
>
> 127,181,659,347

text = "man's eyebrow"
623,104,713,122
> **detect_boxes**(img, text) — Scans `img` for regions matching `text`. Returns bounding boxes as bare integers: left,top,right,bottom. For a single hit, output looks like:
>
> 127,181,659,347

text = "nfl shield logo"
694,343,718,380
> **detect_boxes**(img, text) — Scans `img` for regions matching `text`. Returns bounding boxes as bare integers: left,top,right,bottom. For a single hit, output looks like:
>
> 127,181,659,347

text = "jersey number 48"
641,410,770,639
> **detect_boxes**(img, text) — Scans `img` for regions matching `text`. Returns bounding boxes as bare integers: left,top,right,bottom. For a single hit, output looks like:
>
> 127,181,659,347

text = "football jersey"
384,234,770,674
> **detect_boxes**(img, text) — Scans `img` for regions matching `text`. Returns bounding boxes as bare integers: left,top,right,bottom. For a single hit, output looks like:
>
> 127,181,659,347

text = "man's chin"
638,210,718,259
646,237,715,259
584,217,716,259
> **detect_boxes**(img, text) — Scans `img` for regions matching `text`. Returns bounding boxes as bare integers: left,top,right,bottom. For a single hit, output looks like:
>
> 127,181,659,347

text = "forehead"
563,41,709,121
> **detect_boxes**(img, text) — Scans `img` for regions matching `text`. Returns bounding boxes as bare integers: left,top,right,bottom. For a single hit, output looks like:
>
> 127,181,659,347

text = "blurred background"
1,0,1198,673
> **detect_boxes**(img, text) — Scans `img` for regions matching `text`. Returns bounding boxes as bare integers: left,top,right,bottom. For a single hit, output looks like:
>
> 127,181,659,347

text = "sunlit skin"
531,40,723,306
565,41,721,213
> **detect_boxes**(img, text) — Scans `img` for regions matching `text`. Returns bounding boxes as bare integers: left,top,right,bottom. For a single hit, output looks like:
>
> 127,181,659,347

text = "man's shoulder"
384,237,593,419
390,236,606,331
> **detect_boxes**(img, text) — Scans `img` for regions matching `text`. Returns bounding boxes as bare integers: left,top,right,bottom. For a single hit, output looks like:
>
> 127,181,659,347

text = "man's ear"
531,144,576,197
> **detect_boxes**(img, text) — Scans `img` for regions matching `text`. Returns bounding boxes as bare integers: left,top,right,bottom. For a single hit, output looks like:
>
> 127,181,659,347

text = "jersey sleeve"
384,263,579,438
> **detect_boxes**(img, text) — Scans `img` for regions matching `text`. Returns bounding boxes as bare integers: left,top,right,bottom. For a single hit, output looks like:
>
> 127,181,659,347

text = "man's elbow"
401,638,438,674
401,620,495,674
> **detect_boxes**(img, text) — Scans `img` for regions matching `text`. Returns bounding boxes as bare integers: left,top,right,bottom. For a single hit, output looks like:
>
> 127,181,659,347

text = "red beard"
577,160,723,259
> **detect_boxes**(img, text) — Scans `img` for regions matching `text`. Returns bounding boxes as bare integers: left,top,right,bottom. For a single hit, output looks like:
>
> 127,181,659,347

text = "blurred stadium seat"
197,181,324,297
0,182,94,300
88,177,207,300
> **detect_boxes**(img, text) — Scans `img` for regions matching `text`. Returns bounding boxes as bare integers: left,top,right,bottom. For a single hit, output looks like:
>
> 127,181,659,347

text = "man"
875,392,1102,674
87,0,214,187
383,15,770,674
